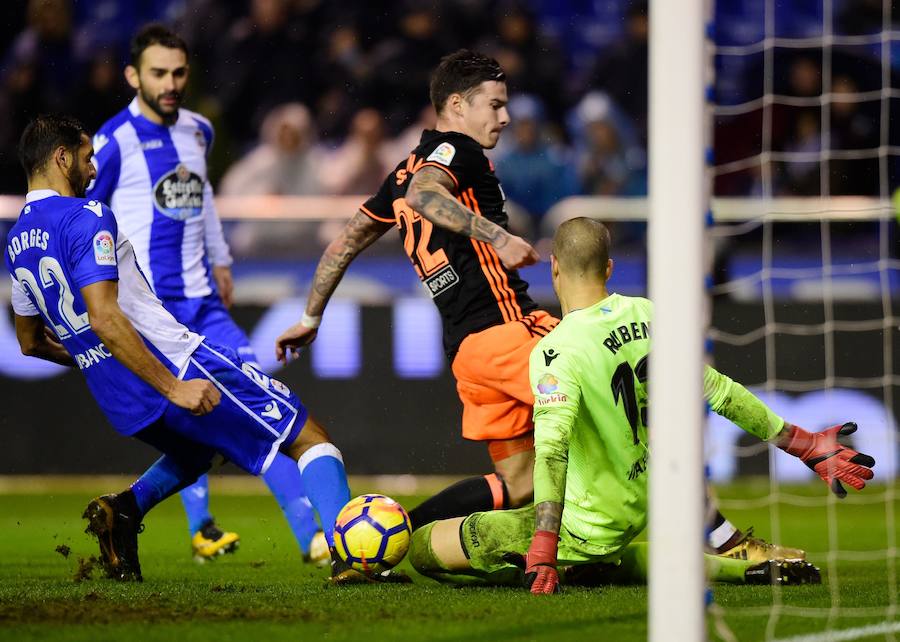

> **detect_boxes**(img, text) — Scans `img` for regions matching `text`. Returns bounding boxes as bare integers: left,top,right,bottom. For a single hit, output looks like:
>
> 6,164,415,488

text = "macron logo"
92,133,109,154
261,402,282,421
84,201,104,217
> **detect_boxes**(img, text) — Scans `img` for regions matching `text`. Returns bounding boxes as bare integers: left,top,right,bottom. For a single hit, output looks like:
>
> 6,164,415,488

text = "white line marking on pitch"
775,621,900,642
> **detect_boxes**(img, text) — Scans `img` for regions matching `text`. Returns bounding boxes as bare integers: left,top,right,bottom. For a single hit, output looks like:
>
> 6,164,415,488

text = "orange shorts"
451,310,559,446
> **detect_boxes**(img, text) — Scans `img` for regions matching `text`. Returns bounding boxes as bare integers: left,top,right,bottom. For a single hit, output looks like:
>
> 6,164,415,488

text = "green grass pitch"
0,480,896,642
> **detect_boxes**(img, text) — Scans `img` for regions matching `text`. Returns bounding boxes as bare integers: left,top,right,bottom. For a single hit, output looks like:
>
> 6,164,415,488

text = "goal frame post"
648,0,709,640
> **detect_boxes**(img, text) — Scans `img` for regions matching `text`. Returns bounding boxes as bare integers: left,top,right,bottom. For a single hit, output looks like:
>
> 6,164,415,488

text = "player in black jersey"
277,50,548,529
274,52,803,562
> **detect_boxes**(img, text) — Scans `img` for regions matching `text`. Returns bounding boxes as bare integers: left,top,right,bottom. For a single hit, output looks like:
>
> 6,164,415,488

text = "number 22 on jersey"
15,257,90,339
392,198,449,278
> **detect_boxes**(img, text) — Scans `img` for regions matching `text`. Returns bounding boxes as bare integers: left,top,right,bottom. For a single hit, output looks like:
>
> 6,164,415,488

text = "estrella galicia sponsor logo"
153,164,204,220
424,265,459,298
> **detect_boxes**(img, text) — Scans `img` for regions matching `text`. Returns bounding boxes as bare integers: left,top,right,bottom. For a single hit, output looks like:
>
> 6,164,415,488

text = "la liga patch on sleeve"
426,142,456,166
93,230,116,265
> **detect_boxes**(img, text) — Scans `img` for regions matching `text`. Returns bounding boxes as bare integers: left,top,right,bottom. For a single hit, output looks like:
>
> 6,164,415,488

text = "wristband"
529,530,559,565
301,313,322,329
777,424,812,457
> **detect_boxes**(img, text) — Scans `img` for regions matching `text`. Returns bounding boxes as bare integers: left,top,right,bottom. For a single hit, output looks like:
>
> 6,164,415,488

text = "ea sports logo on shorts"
153,164,204,220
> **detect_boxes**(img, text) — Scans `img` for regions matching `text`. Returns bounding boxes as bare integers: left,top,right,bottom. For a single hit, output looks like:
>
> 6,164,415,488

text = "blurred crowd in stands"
1,0,899,239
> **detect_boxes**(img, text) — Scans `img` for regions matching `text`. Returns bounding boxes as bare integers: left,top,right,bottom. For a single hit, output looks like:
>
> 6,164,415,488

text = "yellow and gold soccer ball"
333,494,412,574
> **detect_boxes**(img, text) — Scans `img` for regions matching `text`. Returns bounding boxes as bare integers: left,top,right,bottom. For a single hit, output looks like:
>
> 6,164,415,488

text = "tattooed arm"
406,166,539,269
535,501,563,535
305,210,391,316
275,210,392,363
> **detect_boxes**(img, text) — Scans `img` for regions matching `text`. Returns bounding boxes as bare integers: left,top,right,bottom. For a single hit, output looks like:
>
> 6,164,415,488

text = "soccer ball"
333,494,412,574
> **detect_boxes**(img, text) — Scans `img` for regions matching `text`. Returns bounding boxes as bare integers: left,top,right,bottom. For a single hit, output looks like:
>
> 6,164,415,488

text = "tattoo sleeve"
305,210,392,316
535,501,563,534
406,166,509,248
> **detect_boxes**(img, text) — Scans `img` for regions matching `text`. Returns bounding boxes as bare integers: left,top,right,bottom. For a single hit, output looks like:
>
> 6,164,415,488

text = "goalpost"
643,0,899,639
648,0,708,640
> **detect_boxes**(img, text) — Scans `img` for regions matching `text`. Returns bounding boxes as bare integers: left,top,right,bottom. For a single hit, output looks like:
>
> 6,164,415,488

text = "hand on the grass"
524,530,560,595
777,422,876,498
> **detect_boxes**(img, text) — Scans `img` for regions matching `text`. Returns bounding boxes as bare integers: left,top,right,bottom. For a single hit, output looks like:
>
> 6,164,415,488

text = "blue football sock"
297,443,351,548
131,455,200,517
180,474,213,536
262,452,319,555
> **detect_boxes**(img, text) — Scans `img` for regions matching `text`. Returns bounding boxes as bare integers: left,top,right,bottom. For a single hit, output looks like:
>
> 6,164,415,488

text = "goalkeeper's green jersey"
530,293,653,556
529,292,784,558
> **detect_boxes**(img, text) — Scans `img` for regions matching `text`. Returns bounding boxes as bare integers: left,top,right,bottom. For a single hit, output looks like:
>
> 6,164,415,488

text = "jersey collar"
420,128,478,147
25,189,61,203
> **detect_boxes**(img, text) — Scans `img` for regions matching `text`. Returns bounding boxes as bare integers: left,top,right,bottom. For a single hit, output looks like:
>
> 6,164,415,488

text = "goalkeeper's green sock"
564,542,754,585
408,521,522,586
705,553,756,584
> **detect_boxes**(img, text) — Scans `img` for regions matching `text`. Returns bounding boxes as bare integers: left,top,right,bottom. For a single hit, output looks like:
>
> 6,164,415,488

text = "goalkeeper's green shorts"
461,505,623,575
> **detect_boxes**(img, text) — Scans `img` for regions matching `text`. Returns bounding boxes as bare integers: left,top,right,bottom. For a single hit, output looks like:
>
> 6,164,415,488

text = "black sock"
707,509,726,531
409,474,507,531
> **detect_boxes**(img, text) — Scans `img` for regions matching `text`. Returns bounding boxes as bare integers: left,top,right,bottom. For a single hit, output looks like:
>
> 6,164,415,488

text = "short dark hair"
130,23,188,68
18,114,88,178
429,50,506,114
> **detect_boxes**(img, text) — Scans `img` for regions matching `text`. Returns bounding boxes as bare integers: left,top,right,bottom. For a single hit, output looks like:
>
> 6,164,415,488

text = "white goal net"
553,1,899,638
707,0,898,639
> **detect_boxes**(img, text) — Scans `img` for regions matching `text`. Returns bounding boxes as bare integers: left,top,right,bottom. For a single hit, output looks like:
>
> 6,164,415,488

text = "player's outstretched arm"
406,166,538,269
704,365,875,497
14,314,75,366
275,210,391,363
81,280,220,415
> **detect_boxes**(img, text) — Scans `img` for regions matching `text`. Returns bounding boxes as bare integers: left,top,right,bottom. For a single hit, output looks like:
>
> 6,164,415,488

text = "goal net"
706,0,899,639
551,1,899,638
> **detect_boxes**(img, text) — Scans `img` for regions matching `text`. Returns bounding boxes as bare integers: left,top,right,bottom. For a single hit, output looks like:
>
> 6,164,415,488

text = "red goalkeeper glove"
778,422,875,498
524,530,560,594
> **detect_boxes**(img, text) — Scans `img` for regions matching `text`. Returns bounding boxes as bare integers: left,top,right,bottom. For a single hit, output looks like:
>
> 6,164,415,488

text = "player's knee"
283,416,333,461
484,471,531,509
500,471,534,508
492,448,534,507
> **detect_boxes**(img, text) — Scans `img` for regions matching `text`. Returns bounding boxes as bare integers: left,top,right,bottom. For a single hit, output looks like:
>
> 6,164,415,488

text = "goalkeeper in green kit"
409,217,876,593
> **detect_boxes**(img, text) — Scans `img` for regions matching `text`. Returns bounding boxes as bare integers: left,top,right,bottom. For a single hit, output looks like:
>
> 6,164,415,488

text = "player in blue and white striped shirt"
86,24,322,563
